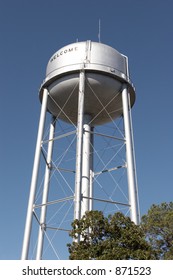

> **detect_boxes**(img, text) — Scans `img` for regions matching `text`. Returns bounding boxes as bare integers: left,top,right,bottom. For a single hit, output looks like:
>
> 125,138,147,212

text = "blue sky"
1,0,173,259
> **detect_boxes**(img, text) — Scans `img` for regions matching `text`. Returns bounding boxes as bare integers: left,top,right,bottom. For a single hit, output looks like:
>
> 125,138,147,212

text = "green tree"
68,211,155,260
141,202,173,259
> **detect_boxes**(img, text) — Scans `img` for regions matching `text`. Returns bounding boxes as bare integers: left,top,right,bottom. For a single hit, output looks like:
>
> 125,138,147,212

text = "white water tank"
39,41,135,125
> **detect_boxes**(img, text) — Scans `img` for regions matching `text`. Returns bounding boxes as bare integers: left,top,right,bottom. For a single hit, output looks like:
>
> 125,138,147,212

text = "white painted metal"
74,70,85,221
45,41,128,81
128,95,141,223
89,127,94,212
21,88,48,260
22,41,140,258
36,116,56,260
39,41,135,125
122,84,138,224
81,114,92,217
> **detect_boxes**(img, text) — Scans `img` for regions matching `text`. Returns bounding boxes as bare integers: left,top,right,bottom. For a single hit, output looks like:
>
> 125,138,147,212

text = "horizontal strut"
94,165,126,176
42,130,76,144
46,226,71,232
82,195,130,207
34,196,74,209
85,129,125,142
52,166,76,173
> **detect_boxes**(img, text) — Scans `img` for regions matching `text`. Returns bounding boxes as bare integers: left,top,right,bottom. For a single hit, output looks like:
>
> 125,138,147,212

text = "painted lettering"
50,47,78,62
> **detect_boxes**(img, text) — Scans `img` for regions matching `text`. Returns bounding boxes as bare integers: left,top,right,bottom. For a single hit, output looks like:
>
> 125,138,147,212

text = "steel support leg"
122,84,139,224
81,114,91,217
36,116,56,260
74,70,85,222
89,127,94,211
21,88,48,259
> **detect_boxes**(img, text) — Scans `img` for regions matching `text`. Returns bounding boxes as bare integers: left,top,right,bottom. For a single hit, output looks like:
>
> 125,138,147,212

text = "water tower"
21,41,140,259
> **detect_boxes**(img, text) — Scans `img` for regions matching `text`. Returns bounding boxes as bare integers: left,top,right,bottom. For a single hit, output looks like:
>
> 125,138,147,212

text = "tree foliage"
67,211,155,260
141,202,173,259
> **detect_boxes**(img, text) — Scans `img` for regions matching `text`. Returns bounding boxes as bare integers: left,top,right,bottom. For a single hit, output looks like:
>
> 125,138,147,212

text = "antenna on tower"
98,19,101,42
